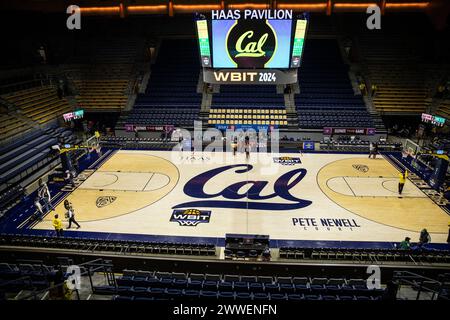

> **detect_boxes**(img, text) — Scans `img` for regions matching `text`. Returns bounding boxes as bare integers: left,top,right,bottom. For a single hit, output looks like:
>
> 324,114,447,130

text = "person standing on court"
398,170,408,195
38,178,54,212
231,137,238,156
244,135,250,160
64,200,80,229
34,197,44,220
52,214,63,237
368,142,378,159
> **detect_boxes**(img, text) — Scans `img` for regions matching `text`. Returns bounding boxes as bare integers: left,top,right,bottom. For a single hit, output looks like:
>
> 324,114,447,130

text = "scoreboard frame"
195,11,309,85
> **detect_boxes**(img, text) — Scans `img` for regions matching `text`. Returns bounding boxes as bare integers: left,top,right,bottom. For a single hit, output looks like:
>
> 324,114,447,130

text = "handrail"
14,257,113,300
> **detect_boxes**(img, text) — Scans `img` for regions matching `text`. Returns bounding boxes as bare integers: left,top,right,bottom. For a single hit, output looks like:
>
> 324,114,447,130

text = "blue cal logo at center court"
170,209,211,226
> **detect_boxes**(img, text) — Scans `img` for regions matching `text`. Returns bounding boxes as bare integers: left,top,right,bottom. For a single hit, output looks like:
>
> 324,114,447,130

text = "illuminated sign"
203,69,297,84
212,18,292,69
421,113,446,126
63,109,84,122
196,19,211,67
290,19,307,68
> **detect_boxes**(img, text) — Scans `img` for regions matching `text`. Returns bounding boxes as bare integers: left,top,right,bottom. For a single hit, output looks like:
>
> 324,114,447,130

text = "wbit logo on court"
96,196,117,208
273,157,301,165
170,209,211,227
352,164,369,173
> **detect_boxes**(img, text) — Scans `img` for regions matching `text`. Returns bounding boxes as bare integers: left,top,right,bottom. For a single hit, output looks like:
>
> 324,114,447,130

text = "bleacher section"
0,262,57,297
0,107,33,144
358,34,446,114
210,85,287,127
208,108,287,126
279,247,450,264
110,270,386,301
65,38,143,112
119,39,201,128
295,40,374,129
1,86,71,124
436,100,450,119
65,64,131,111
0,127,78,192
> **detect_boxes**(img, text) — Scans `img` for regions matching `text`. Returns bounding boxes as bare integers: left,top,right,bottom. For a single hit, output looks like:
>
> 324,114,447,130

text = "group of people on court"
32,172,82,236
230,135,251,159
52,200,81,237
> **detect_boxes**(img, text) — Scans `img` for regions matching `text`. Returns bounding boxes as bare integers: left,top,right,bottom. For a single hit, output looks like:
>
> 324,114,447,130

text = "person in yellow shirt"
52,214,63,237
398,170,408,195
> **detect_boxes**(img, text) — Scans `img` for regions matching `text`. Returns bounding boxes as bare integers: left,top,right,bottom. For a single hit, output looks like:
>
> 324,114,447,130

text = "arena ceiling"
0,0,446,16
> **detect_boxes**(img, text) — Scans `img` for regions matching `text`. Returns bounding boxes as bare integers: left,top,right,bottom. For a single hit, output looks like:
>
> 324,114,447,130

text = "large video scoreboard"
195,9,308,85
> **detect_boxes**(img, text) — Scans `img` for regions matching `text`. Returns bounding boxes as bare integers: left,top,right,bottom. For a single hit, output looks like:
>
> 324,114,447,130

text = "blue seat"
188,280,203,290
173,279,188,289
233,281,249,292
166,289,183,300
218,291,235,300
279,283,295,293
270,293,287,301
304,294,321,300
131,276,148,287
249,282,264,293
117,286,132,296
200,291,218,300
158,278,173,288
235,292,252,300
218,281,233,291
287,294,304,301
113,295,134,301
148,287,165,298
134,297,154,301
131,286,149,297
202,280,218,291
264,283,280,294
184,290,200,299
338,295,355,301
253,292,270,300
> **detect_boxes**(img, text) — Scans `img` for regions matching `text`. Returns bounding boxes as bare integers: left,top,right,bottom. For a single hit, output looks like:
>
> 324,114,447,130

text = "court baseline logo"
170,209,211,226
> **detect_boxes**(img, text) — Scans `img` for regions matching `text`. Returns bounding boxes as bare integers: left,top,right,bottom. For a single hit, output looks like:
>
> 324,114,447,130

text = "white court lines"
326,176,426,198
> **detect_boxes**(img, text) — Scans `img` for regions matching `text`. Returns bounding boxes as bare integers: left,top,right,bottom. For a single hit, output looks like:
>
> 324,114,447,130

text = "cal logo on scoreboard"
170,209,211,227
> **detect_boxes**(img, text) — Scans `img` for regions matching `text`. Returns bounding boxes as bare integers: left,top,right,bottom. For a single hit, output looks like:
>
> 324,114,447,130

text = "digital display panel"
422,113,446,127
63,109,84,122
290,19,307,68
212,19,292,69
196,19,211,67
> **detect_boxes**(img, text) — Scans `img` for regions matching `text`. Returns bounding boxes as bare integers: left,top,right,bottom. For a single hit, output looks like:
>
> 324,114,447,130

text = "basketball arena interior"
0,0,450,308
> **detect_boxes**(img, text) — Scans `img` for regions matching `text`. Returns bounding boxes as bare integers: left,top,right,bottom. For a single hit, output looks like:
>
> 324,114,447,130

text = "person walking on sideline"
53,214,63,237
398,170,408,195
34,197,44,220
64,200,80,229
